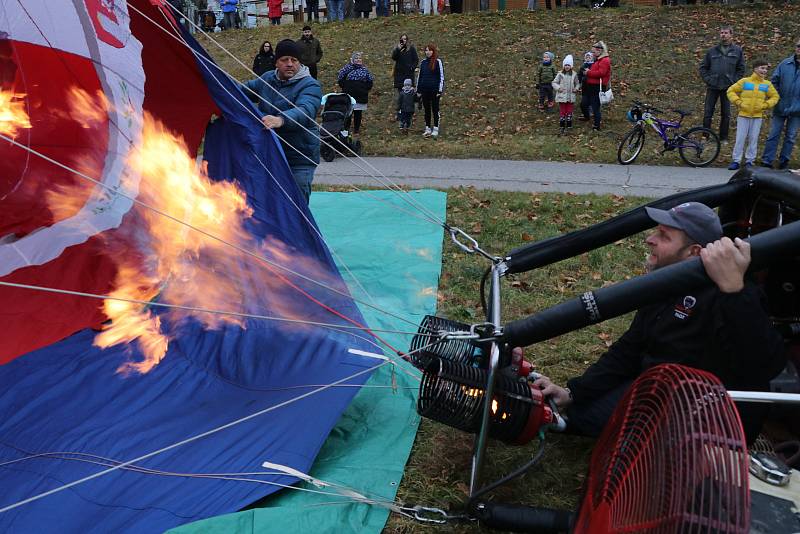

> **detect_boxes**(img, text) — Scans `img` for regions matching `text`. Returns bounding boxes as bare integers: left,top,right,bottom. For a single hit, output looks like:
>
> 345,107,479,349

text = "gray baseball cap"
644,202,723,246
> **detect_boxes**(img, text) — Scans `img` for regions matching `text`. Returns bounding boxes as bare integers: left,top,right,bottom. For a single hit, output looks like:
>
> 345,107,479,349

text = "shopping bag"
599,80,614,105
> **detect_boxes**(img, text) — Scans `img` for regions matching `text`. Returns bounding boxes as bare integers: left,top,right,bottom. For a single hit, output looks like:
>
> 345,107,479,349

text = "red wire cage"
576,364,750,534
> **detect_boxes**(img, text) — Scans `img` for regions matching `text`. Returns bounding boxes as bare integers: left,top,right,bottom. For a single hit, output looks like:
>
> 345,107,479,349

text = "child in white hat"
551,54,580,134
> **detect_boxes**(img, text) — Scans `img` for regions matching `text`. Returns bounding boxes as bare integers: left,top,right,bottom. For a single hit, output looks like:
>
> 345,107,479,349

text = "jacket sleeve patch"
758,83,769,92
742,81,755,91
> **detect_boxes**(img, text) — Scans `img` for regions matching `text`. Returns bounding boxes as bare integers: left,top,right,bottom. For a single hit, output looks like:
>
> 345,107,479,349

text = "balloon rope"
0,449,418,519
0,280,432,341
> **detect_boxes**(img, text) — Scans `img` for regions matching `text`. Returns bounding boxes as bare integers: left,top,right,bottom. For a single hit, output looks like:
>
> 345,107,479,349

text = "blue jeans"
375,0,390,15
761,113,800,165
291,165,316,203
327,0,344,19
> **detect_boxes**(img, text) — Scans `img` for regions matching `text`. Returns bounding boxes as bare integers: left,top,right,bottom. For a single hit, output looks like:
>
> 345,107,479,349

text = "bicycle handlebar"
631,99,665,115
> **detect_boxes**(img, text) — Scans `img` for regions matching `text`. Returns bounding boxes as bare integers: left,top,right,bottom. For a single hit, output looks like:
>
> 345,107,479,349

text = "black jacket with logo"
567,281,785,405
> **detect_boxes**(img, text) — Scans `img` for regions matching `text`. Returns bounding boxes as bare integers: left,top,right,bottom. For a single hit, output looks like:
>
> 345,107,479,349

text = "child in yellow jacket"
726,59,779,170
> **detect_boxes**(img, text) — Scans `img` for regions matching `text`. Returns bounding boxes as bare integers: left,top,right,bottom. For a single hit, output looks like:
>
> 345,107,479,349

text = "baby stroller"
319,93,362,163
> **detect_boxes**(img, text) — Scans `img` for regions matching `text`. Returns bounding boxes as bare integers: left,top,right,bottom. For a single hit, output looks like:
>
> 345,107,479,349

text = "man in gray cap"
242,39,322,203
533,202,785,443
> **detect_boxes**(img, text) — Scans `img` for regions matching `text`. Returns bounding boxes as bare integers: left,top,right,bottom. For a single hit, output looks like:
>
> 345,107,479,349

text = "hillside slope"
202,5,800,164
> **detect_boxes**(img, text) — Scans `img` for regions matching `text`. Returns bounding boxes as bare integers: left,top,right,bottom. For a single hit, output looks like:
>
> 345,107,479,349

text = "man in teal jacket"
243,39,322,203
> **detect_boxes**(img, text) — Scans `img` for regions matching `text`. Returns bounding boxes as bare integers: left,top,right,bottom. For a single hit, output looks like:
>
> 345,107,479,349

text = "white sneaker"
432,127,439,138
423,126,432,137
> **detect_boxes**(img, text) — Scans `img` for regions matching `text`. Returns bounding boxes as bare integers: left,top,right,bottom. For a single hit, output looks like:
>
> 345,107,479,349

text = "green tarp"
171,189,447,534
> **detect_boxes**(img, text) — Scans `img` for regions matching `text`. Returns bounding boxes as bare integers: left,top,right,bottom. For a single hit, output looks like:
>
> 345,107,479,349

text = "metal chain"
396,504,473,524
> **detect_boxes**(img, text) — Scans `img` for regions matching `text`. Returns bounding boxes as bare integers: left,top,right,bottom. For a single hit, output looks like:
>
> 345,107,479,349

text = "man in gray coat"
699,25,746,142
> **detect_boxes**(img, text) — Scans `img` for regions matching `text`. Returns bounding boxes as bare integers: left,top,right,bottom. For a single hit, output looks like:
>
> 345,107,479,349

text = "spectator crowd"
233,7,798,206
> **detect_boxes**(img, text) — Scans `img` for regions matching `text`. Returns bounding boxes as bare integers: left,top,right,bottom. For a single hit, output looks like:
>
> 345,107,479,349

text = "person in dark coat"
337,51,374,135
529,203,785,445
306,0,320,21
296,25,323,79
391,34,418,121
699,25,746,142
252,41,275,76
354,0,372,18
577,51,594,123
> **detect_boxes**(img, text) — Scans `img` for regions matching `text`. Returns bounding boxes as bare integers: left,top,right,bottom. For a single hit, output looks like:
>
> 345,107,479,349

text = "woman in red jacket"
580,40,611,131
268,0,283,24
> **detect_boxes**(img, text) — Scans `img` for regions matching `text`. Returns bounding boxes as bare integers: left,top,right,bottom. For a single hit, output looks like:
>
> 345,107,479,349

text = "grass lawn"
202,3,800,167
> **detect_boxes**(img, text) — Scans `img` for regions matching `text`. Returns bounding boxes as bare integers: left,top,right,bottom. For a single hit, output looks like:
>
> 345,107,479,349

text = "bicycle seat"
672,108,692,117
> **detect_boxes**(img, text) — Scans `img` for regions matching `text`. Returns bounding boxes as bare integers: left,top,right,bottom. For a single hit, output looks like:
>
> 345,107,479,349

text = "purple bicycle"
617,100,721,167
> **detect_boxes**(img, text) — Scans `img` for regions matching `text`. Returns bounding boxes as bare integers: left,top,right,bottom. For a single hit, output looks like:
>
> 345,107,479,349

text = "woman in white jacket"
552,54,580,135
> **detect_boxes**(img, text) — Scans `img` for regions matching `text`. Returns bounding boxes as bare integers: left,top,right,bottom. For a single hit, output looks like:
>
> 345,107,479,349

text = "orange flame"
51,89,341,376
0,90,32,138
93,264,169,375
44,166,98,222
66,87,109,129
128,113,255,329
88,112,257,371
43,88,111,221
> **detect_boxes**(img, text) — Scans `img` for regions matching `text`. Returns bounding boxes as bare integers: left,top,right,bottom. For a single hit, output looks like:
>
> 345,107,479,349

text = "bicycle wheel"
617,126,645,165
678,127,720,167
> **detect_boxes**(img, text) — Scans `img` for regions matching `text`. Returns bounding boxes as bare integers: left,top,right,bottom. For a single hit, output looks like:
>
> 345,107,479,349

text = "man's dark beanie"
275,39,302,61
302,25,312,31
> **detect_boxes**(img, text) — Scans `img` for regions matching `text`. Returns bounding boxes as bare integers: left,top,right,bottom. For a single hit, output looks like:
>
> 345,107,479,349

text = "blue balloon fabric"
0,4,378,532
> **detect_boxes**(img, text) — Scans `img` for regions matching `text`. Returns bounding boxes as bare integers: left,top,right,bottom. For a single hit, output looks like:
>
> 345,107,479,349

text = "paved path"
315,157,734,197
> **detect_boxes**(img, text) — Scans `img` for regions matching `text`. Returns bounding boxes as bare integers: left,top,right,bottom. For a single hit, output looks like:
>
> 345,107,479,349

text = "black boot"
567,115,573,129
